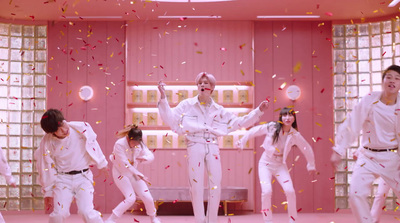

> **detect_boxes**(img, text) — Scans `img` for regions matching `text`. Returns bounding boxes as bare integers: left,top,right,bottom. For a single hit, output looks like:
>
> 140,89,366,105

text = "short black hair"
382,65,400,81
40,109,65,133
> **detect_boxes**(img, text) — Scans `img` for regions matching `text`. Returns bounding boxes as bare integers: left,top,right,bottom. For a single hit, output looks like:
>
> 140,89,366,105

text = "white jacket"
158,96,264,140
333,91,400,157
239,121,316,171
109,137,154,178
34,121,108,197
0,149,15,185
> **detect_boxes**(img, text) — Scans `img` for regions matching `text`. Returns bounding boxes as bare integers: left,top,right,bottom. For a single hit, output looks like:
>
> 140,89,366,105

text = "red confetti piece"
297,208,302,212
165,165,170,169
68,103,73,107
336,208,340,212
325,12,333,16
321,88,325,93
173,199,179,203
134,218,139,222
382,51,386,56
179,17,187,21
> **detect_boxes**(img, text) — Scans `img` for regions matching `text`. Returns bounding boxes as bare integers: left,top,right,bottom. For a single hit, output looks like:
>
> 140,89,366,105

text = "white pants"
349,150,400,223
111,167,157,217
187,142,222,223
49,170,103,223
371,178,391,223
258,152,296,223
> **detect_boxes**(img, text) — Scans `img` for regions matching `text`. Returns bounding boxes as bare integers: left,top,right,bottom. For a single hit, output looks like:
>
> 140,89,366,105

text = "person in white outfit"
105,125,161,223
34,109,109,223
331,65,400,223
371,178,391,223
0,149,16,223
157,72,269,223
352,150,391,223
237,107,316,223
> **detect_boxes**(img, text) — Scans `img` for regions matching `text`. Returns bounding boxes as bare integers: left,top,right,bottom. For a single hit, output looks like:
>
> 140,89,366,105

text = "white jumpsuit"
0,148,15,223
158,96,263,223
239,122,316,223
109,137,157,218
34,122,108,223
333,92,400,223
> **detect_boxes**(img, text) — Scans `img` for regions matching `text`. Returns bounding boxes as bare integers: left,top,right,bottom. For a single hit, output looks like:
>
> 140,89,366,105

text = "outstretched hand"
258,100,270,112
158,80,166,99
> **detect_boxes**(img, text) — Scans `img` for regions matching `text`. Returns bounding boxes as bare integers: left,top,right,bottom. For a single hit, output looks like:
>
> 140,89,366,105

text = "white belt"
187,132,218,144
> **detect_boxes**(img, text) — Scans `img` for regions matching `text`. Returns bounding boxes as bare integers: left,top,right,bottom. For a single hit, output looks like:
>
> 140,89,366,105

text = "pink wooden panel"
310,21,335,212
126,21,253,83
65,22,87,121
289,21,315,214
254,21,334,214
253,21,275,213
47,21,69,111
47,21,125,214
103,21,127,213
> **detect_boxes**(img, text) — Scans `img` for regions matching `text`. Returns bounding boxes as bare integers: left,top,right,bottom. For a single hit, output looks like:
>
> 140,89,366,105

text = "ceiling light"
146,0,232,2
62,16,123,19
158,15,222,19
257,15,321,19
388,0,400,7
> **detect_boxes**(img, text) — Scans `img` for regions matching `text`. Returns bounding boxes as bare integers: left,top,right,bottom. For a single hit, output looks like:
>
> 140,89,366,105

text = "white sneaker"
150,216,161,223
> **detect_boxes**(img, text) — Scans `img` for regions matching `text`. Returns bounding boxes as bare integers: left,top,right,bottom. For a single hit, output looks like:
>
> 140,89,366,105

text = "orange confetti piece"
293,62,302,73
315,122,322,127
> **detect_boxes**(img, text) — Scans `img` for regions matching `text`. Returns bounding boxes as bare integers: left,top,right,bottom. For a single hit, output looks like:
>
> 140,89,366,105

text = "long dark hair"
272,107,298,144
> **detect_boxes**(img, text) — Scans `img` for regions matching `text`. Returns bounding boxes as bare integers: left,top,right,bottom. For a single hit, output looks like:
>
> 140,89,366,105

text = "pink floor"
2,212,399,223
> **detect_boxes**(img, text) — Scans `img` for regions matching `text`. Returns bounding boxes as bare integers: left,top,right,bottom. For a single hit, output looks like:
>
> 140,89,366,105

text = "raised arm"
157,81,187,133
237,122,274,150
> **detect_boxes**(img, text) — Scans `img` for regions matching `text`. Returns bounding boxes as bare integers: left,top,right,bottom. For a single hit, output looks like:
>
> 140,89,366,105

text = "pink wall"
126,20,258,211
254,21,334,213
126,20,254,82
45,19,334,214
46,21,125,213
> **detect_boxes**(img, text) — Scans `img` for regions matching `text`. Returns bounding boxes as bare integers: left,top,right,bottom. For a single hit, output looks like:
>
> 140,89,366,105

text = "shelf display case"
126,81,255,149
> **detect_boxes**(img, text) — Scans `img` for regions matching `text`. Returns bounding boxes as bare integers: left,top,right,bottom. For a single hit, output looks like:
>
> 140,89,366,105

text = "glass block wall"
333,19,400,210
0,23,47,210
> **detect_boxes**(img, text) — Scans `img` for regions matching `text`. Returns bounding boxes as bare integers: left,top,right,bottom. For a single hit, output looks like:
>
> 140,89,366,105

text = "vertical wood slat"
47,21,125,213
126,21,253,82
253,21,334,214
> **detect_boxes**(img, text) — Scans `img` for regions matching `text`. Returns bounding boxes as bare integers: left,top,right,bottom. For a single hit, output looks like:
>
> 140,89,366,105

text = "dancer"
237,107,316,223
0,149,16,223
157,72,269,223
371,178,391,223
34,109,108,223
352,150,391,223
331,65,400,223
106,125,160,223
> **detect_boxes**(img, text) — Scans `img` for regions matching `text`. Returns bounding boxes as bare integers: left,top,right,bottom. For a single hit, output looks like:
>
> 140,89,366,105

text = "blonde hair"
195,72,216,90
